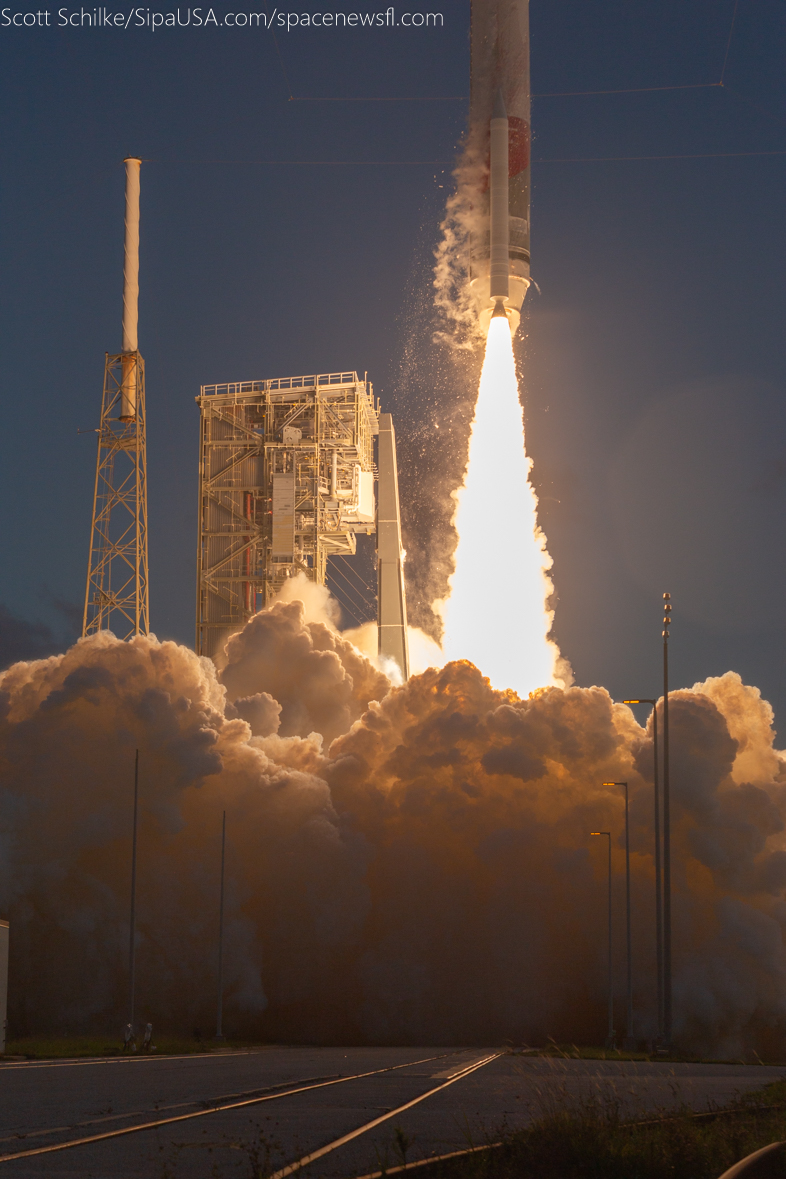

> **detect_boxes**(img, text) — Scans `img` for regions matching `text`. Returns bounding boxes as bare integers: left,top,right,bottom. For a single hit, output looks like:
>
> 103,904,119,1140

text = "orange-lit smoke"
2,602,786,1056
438,317,566,694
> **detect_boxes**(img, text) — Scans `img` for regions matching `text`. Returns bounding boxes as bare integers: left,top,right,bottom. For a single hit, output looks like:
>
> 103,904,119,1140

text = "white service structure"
196,371,409,679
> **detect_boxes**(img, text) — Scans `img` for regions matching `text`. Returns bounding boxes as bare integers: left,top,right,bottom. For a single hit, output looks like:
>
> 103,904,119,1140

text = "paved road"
0,1048,783,1178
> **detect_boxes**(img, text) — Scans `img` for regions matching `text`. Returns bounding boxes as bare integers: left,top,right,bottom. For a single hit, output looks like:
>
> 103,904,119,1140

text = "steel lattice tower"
83,158,150,640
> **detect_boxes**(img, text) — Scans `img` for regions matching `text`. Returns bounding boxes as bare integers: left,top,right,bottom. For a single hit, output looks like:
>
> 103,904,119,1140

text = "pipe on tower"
120,156,142,421
376,414,409,681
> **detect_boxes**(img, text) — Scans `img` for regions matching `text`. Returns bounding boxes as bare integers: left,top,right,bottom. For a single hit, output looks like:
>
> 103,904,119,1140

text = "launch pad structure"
196,373,409,678
80,160,408,677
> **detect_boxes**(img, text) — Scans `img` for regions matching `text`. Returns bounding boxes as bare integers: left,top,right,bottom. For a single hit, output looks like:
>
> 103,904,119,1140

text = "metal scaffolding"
83,158,149,641
196,371,381,661
83,352,150,639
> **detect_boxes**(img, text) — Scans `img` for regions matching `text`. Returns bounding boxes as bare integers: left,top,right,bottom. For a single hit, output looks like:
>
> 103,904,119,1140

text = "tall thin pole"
122,157,141,355
624,782,633,1048
606,833,613,1047
623,699,664,1044
662,592,672,1046
652,704,663,1042
215,811,226,1041
128,749,139,1032
592,830,614,1048
602,779,634,1045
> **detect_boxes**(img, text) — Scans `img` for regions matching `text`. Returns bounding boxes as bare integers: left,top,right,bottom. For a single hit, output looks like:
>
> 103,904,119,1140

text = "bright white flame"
439,316,560,695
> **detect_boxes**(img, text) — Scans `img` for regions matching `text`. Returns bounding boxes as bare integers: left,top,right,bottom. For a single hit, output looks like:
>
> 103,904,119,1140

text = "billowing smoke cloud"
221,599,390,744
2,600,786,1056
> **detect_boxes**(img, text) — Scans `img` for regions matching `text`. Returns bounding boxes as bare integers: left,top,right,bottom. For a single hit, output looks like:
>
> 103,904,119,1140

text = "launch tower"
83,158,150,640
196,372,408,677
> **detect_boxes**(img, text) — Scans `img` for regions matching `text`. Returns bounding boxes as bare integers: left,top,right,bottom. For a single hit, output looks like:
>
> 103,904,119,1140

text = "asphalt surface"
0,1047,784,1178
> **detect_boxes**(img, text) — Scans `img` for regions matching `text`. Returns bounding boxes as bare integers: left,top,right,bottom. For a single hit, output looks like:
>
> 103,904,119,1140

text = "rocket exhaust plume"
439,318,562,694
431,0,567,691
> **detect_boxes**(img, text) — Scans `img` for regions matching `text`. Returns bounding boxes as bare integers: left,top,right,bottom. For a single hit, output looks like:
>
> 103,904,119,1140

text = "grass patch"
518,1043,664,1063
3,1035,265,1059
412,1082,786,1179
517,1040,777,1065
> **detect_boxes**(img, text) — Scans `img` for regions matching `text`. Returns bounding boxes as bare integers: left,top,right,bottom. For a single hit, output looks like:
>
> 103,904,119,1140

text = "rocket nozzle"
491,299,507,319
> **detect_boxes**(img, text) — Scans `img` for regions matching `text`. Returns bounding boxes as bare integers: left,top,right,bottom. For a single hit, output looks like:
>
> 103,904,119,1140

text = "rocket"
468,0,531,336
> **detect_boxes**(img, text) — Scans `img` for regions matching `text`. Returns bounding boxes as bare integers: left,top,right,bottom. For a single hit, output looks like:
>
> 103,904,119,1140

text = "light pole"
623,698,663,1043
215,810,226,1042
128,749,140,1039
603,782,633,1048
591,830,614,1049
662,592,672,1047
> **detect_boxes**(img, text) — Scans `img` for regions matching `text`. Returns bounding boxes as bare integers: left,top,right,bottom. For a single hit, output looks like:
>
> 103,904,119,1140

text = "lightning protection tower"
196,371,409,678
83,158,150,640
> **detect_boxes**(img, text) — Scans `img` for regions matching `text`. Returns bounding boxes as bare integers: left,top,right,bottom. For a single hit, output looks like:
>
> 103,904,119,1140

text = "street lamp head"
663,592,671,600
591,831,610,837
602,781,627,787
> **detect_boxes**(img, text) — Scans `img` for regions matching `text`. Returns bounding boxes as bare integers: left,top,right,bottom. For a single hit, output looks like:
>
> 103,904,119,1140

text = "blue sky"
1,0,785,723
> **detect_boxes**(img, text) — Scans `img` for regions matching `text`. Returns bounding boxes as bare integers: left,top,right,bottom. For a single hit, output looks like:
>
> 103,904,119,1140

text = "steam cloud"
388,121,489,642
2,596,786,1057
432,143,488,351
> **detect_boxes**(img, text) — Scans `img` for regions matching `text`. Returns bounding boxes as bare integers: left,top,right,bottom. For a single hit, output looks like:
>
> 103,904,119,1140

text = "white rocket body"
488,91,510,304
469,0,531,335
